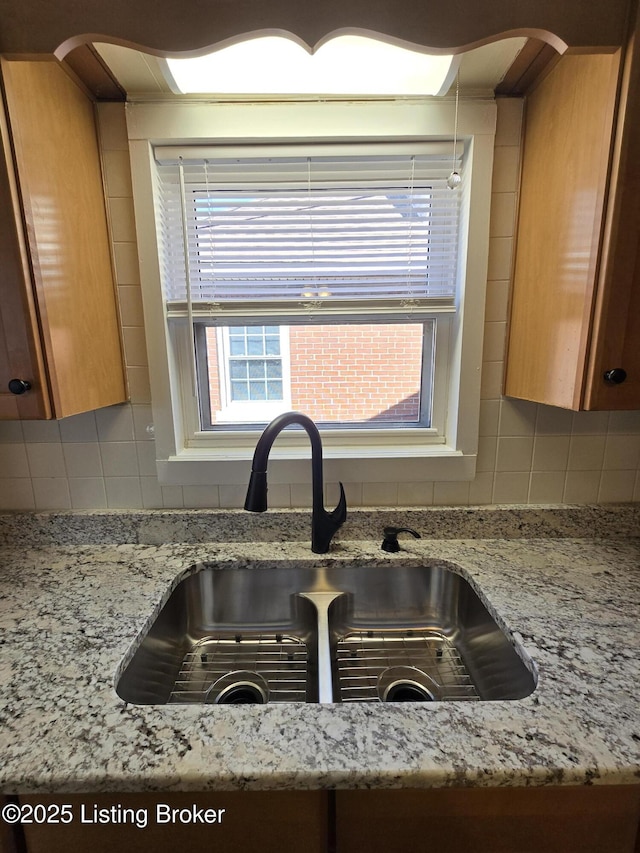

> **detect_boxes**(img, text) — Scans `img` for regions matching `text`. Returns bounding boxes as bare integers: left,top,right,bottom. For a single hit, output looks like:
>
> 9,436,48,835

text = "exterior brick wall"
288,324,422,422
205,323,422,424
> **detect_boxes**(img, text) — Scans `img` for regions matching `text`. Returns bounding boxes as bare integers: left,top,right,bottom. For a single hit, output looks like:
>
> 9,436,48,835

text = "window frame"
126,98,496,486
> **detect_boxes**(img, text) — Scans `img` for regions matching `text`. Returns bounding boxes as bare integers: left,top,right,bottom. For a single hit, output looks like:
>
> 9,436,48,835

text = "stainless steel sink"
116,561,536,705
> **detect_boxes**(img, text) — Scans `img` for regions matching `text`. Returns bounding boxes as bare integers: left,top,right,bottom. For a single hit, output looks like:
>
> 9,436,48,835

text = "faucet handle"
381,526,421,553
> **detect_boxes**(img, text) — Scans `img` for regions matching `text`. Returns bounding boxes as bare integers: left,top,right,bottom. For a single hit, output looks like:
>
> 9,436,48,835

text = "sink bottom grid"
169,634,309,703
335,629,480,702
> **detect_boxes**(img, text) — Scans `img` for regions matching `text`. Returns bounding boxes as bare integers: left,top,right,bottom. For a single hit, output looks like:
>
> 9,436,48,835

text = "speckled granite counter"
0,506,638,793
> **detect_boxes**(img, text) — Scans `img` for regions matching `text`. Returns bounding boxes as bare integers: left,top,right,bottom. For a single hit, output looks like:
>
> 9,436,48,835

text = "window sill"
156,444,477,486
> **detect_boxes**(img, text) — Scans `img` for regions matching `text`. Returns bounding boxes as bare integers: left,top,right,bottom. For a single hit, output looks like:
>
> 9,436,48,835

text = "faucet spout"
244,411,347,553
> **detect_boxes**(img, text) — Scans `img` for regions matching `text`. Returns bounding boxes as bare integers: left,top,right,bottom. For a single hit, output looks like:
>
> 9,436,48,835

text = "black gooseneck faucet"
244,411,347,554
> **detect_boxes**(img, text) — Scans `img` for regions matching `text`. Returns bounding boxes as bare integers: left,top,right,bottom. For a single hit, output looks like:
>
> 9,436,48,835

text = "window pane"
229,360,248,379
201,322,427,427
229,338,247,356
247,336,265,356
230,381,249,400
267,380,283,399
248,360,267,379
265,336,281,356
249,381,267,400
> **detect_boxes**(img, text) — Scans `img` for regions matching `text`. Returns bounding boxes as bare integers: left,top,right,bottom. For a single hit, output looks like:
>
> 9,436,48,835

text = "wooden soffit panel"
0,0,632,58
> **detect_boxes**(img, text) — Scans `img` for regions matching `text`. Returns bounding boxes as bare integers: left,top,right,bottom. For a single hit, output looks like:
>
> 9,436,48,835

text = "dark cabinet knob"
8,379,31,395
603,368,627,385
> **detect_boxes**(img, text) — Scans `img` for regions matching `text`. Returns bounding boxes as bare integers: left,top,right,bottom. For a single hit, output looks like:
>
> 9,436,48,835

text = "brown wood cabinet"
0,59,127,420
16,792,328,853
505,4,640,411
335,786,640,853
10,786,640,852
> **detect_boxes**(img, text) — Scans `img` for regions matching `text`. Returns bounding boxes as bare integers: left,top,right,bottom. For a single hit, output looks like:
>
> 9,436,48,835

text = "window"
127,99,495,483
199,324,292,425
156,146,459,433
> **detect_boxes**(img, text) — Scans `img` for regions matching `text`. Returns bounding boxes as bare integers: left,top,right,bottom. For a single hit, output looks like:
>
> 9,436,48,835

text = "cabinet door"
18,791,328,853
335,786,640,853
504,52,620,410
0,102,50,419
0,59,127,419
585,2,640,410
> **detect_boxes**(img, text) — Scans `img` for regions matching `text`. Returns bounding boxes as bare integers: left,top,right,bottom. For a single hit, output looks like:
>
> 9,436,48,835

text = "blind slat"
156,151,462,305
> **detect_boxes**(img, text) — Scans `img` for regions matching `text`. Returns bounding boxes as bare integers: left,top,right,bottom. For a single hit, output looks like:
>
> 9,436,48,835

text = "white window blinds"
155,144,462,311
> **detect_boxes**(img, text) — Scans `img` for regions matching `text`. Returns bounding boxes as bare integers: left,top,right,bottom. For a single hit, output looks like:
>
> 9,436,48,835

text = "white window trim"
126,98,496,486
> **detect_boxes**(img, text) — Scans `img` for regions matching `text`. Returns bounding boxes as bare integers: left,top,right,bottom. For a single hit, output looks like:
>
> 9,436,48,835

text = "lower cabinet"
15,791,328,853
9,786,640,853
335,786,640,853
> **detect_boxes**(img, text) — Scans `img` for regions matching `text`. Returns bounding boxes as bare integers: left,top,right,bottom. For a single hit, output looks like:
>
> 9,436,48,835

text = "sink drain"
377,666,440,703
205,671,269,705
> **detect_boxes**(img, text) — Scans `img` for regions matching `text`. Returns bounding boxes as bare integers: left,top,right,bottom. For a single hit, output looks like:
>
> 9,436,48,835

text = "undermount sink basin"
116,561,536,705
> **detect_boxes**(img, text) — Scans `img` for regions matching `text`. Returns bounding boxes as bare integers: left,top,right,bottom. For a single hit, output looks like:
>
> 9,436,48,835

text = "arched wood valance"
0,0,632,59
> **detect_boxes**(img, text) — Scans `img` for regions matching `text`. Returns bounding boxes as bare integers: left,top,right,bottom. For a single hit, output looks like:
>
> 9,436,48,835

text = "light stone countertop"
0,506,638,793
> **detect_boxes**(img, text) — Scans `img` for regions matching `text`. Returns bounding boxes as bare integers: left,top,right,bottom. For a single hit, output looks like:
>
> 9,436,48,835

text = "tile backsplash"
0,99,639,511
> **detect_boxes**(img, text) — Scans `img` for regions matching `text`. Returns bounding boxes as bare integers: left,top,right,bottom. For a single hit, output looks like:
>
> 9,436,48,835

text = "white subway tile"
398,481,434,506
483,322,507,363
489,192,516,238
26,443,66,478
491,146,521,193
568,435,606,471
59,411,98,443
21,420,61,443
183,485,221,508
493,472,529,504
141,477,163,508
122,326,149,368
69,478,108,509
100,442,140,477
484,280,510,323
97,103,128,151
108,197,137,242
362,482,399,506
118,286,145,327
487,236,513,281
135,441,157,477
32,478,71,510
602,434,640,470
535,405,574,435
433,481,470,505
499,399,537,436
96,405,135,442
480,361,504,400
126,367,152,404
571,410,609,435
479,400,501,437
113,242,140,285
598,469,636,503
63,443,103,478
102,150,133,197
0,443,30,478
564,471,601,504
476,436,498,473
529,471,565,503
531,436,570,472
468,471,494,505
105,477,143,508
161,485,184,508
0,422,23,443
495,98,524,147
495,436,534,472
0,479,34,510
